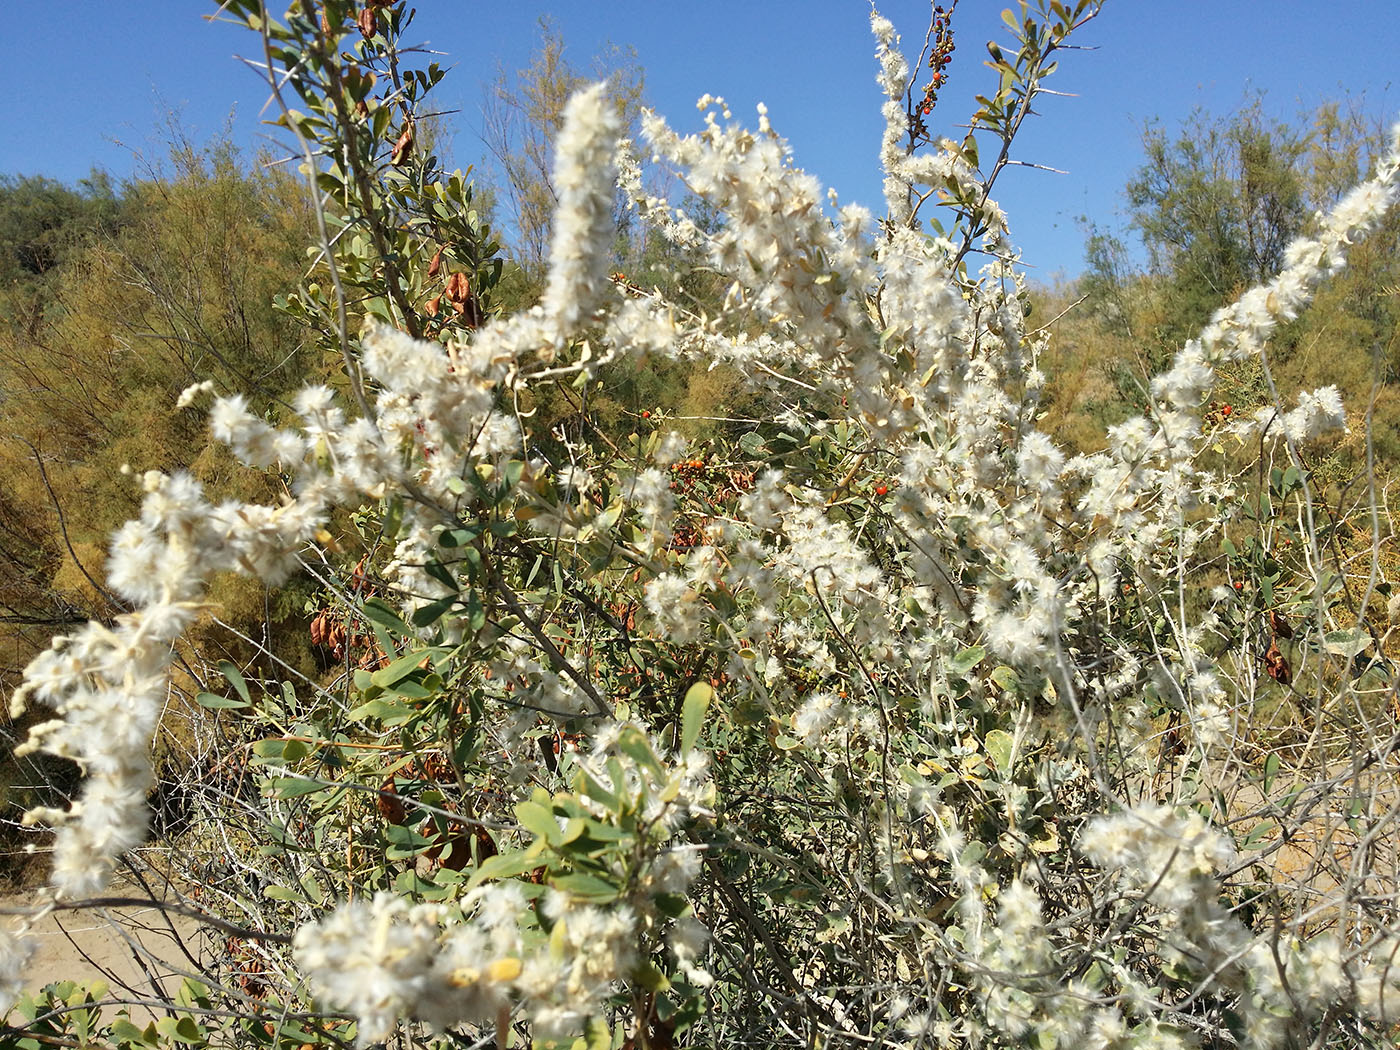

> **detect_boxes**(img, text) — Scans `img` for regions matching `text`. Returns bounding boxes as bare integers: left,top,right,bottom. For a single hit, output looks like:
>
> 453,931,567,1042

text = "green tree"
1128,99,1308,352
0,140,317,684
0,172,121,292
483,19,645,284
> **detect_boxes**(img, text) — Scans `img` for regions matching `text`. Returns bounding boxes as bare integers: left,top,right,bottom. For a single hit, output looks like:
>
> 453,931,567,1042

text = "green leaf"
347,697,416,724
108,1019,150,1044
420,558,455,590
218,660,251,704
576,770,619,811
580,1015,612,1050
738,431,768,456
174,1016,203,1044
1322,628,1371,657
633,959,672,993
155,1013,203,1047
1242,820,1277,849
553,871,620,901
617,725,664,775
263,884,305,902
594,501,624,534
440,525,481,547
267,776,323,799
361,596,411,634
385,824,436,860
960,840,987,869
273,1024,319,1045
251,739,286,761
984,729,1015,774
411,595,458,628
372,648,433,688
388,678,434,700
516,799,562,846
654,893,689,919
949,646,986,676
466,850,543,890
195,691,249,710
466,592,487,634
1263,752,1280,793
282,738,309,763
989,665,1019,692
681,681,713,755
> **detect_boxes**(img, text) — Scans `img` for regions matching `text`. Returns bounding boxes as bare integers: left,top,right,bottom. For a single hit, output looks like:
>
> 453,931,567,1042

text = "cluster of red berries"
669,457,710,493
916,4,957,118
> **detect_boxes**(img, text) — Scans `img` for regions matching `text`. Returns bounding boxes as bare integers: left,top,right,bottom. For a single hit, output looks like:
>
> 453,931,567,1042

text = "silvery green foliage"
8,4,1400,1048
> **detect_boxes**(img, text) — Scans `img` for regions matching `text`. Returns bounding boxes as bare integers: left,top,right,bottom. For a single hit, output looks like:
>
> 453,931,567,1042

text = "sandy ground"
6,883,206,1023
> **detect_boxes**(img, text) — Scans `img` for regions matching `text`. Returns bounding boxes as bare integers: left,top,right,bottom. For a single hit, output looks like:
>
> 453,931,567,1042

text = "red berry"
1234,581,1244,591
1221,404,1232,416
875,485,889,497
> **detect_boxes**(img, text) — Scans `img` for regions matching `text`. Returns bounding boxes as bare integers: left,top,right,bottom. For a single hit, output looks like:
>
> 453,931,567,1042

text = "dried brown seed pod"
390,121,414,166
444,271,473,316
357,6,377,39
1264,640,1291,686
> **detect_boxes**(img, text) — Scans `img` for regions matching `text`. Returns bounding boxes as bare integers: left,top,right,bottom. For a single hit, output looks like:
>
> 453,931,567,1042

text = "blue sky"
5,2,1398,278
